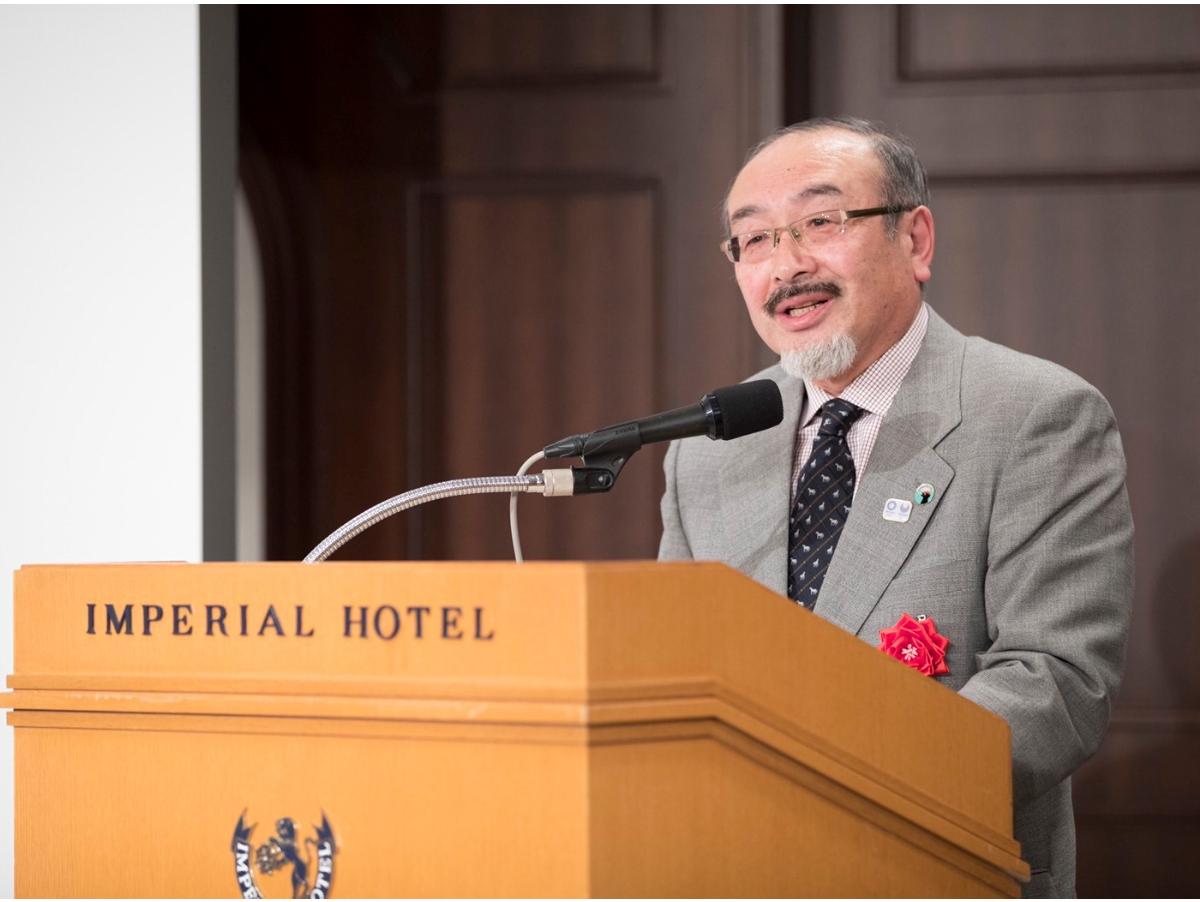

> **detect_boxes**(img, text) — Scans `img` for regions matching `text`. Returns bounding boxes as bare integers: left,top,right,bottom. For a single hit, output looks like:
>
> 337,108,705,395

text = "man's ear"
908,205,935,284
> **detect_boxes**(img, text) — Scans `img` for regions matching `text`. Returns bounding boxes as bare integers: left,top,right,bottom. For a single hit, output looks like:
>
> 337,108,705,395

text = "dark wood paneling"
782,6,813,126
813,7,1200,176
1077,713,1200,817
898,7,1200,82
445,6,661,87
240,6,777,563
811,6,1200,896
928,168,1200,187
240,7,444,562
406,178,661,560
1075,713,1200,896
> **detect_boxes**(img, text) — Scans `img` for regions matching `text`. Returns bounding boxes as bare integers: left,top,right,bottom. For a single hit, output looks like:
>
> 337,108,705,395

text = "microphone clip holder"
571,453,629,495
545,422,643,496
547,422,648,496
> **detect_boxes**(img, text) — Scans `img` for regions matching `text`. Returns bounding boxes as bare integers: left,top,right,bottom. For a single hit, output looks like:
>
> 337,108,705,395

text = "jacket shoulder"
960,334,1115,412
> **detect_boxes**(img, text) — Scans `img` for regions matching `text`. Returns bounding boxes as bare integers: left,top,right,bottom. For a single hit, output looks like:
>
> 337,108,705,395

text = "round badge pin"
914,483,935,505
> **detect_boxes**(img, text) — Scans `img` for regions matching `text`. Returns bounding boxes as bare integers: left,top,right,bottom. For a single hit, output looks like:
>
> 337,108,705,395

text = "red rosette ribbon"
878,613,950,676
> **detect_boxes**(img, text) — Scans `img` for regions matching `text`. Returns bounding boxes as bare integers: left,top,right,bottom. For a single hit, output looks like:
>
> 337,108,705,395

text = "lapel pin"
914,483,935,505
882,498,912,523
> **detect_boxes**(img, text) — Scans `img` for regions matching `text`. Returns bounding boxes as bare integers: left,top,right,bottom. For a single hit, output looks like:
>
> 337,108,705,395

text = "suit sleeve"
658,439,694,561
959,383,1134,804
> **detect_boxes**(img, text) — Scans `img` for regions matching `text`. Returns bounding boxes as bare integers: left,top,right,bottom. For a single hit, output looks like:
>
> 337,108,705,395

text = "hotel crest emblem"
231,811,337,899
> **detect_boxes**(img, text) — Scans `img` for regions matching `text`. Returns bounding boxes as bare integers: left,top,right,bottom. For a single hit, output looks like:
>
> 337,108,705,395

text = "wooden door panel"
809,7,1200,895
445,7,660,84
241,6,778,563
816,7,1200,174
900,7,1200,78
412,181,660,560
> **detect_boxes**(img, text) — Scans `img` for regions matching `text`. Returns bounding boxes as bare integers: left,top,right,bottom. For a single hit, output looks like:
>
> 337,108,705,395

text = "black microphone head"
707,380,783,440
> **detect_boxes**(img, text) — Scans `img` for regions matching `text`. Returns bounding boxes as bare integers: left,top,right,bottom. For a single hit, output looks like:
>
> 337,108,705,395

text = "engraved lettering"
312,839,334,896
295,605,314,638
234,841,260,896
206,604,228,636
141,604,164,635
407,606,430,638
442,606,463,640
87,602,96,635
373,605,400,640
344,605,368,638
474,606,495,641
257,605,284,637
172,604,193,636
105,604,133,635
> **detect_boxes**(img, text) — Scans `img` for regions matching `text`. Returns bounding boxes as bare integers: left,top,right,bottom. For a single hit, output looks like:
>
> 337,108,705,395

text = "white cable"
303,457,574,564
510,450,546,563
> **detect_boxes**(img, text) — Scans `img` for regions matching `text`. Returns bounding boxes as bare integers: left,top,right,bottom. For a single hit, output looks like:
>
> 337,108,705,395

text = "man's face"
725,129,933,389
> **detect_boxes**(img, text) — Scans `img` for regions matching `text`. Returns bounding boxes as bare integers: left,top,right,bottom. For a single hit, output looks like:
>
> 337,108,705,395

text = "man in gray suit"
659,117,1133,898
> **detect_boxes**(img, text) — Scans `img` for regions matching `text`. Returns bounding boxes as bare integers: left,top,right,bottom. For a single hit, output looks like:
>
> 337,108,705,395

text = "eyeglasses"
720,205,914,264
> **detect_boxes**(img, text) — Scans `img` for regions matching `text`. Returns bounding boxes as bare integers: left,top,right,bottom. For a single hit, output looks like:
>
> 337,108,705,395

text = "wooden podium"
6,562,1028,897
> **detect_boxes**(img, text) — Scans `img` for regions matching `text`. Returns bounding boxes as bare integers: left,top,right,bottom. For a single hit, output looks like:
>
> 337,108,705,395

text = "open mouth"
781,297,830,317
767,282,841,320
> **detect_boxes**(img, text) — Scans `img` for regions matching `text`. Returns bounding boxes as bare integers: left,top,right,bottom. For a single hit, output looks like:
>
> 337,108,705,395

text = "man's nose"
772,229,816,281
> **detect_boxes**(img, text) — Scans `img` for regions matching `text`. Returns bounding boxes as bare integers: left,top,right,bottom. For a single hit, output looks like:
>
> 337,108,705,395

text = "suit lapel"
717,368,804,596
815,310,966,637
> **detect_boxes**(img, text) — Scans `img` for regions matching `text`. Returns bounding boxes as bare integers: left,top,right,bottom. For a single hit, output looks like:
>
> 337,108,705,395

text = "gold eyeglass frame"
720,205,915,264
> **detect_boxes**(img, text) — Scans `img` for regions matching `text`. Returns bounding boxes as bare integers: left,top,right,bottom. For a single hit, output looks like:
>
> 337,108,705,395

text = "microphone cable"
510,450,546,563
304,382,781,563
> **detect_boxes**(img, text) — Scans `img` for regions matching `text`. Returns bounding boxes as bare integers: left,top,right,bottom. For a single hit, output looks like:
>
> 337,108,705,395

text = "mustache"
765,281,842,315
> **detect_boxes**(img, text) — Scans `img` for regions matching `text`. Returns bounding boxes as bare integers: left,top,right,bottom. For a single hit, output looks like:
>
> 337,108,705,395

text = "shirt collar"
802,302,930,424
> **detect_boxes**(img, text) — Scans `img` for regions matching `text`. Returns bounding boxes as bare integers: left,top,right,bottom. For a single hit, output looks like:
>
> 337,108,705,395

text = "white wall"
0,6,203,894
236,188,266,562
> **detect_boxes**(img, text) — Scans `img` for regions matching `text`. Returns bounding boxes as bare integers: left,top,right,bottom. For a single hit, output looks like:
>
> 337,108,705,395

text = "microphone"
308,383,785,562
543,380,784,460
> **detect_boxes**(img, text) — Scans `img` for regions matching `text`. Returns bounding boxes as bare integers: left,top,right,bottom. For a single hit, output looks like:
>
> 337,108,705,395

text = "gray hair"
724,116,930,239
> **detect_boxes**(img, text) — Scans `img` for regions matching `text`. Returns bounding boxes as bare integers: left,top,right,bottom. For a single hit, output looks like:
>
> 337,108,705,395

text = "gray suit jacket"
659,308,1134,898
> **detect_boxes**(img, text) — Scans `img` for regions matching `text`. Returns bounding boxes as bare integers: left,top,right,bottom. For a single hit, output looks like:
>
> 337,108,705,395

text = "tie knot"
817,399,864,437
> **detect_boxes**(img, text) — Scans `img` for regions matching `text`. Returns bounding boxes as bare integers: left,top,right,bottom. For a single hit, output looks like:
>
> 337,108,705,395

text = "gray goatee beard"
780,333,858,382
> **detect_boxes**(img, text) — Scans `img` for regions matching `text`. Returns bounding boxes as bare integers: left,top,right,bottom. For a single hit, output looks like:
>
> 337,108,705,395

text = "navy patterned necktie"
788,398,865,609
